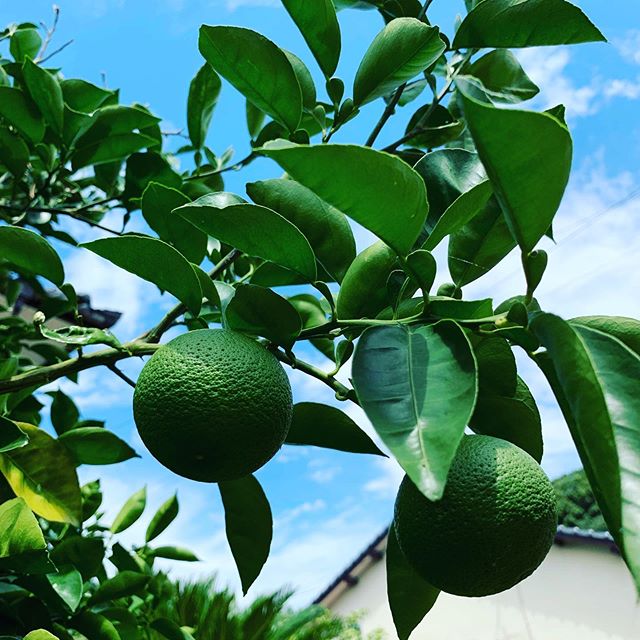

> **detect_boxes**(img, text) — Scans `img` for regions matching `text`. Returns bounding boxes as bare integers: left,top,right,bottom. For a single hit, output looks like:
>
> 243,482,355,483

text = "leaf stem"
183,153,256,182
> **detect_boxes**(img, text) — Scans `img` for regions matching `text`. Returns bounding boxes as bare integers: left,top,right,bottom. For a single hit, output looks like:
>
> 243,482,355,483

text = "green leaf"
0,126,29,177
0,226,65,286
81,479,103,521
403,104,465,149
260,140,428,255
23,59,64,136
471,334,517,396
282,0,340,77
177,200,317,281
286,402,384,456
531,313,640,589
219,474,272,595
387,526,439,640
111,486,146,533
570,316,640,357
150,619,195,640
60,79,113,113
48,390,79,435
246,100,266,139
71,132,157,170
87,571,150,606
225,284,302,345
146,494,179,543
147,546,199,562
187,63,222,149
0,86,45,142
50,536,104,580
429,297,493,321
448,195,516,287
0,417,28,453
78,104,162,144
24,631,59,640
199,25,302,132
354,18,445,106
246,179,356,282
81,236,202,314
141,182,207,264
466,50,539,104
0,423,82,526
352,321,477,500
109,542,145,574
0,498,53,574
405,249,436,295
59,428,138,466
10,28,42,62
284,50,317,110
72,611,121,640
458,83,573,253
453,0,606,49
47,567,83,613
123,151,182,205
423,180,492,251
101,608,139,640
39,325,122,350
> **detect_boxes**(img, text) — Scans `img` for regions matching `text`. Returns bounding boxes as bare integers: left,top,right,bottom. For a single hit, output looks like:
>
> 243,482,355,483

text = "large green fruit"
133,329,292,482
394,434,557,597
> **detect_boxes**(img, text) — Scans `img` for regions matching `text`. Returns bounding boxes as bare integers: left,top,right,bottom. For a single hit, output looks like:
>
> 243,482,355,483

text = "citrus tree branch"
0,341,160,395
143,248,242,343
183,153,256,181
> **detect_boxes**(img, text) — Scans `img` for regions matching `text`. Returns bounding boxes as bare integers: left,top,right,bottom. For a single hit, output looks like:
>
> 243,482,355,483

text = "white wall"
329,542,640,639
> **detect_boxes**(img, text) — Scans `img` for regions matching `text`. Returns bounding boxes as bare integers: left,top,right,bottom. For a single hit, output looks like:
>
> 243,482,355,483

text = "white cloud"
604,78,640,100
308,458,342,484
364,457,404,499
614,29,640,65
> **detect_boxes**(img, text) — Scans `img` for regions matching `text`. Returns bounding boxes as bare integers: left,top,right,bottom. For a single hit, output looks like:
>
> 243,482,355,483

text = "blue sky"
2,0,640,606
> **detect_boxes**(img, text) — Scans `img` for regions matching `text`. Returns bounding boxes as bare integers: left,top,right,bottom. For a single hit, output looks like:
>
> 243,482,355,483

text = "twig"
184,152,256,182
0,341,160,395
36,5,60,62
39,39,74,64
143,248,242,343
107,364,136,388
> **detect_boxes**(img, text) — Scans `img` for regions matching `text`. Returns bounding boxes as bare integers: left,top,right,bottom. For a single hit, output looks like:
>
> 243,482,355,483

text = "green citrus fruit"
393,434,557,597
133,329,292,482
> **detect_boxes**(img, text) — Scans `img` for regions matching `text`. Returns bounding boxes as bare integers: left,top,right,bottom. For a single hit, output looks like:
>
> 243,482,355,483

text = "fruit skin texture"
393,434,557,597
133,329,292,482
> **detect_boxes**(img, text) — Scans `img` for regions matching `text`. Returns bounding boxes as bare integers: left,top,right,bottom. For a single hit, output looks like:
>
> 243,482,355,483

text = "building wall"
328,542,640,639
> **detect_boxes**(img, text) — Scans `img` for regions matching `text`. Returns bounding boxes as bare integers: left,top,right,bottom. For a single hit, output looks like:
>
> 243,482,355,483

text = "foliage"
553,469,607,531
0,2,636,640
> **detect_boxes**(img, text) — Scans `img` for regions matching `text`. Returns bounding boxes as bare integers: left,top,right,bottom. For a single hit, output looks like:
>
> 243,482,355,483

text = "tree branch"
0,342,160,395
184,153,256,182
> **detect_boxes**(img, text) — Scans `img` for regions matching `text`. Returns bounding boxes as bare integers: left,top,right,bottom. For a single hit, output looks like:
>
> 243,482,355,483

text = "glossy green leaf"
48,390,79,435
0,227,65,286
458,80,572,253
177,200,317,281
403,104,465,149
219,474,272,595
50,536,104,580
60,79,113,113
287,402,384,456
352,322,477,500
246,178,356,282
0,423,82,526
23,59,64,136
570,316,640,357
146,494,179,542
387,526,439,640
453,0,606,49
354,18,445,105
0,417,28,453
72,133,157,170
39,325,122,350
10,28,42,62
24,631,58,640
150,618,195,640
531,313,640,589
101,608,139,640
109,542,145,574
88,571,150,606
123,151,182,204
470,334,516,396
423,180,492,251
428,297,493,321
405,249,436,294
337,241,398,319
246,100,266,139
0,87,44,142
466,50,539,104
111,486,146,533
199,25,302,131
260,140,428,255
81,480,103,522
59,428,138,466
0,498,53,574
72,611,121,640
141,182,207,264
78,104,162,144
282,0,340,77
187,63,221,149
225,284,302,345
284,50,317,110
47,567,83,613
148,546,199,562
448,195,516,287
82,236,202,314
0,126,29,177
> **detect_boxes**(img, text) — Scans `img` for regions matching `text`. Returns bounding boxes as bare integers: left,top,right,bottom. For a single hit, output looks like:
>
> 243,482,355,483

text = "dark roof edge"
313,525,618,606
